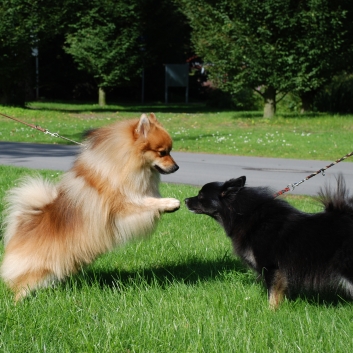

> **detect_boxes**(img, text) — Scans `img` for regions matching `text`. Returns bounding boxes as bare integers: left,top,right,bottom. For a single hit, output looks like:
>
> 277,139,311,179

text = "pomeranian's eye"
159,150,168,157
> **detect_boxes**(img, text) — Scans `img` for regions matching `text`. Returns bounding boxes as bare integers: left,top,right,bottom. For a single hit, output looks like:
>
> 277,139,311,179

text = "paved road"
1,141,352,195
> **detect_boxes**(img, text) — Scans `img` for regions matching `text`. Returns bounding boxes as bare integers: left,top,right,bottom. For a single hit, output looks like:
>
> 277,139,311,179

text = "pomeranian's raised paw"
163,198,180,212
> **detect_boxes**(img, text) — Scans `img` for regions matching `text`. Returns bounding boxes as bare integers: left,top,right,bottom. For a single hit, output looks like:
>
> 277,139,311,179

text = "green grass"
0,102,352,351
0,101,352,161
0,166,351,352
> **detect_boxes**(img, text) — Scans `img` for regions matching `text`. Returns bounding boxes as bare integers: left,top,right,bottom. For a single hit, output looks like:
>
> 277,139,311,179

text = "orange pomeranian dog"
1,113,180,300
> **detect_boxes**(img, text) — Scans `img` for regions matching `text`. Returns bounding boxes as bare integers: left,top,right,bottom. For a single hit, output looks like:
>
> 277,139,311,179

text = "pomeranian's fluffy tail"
318,174,353,215
2,176,58,246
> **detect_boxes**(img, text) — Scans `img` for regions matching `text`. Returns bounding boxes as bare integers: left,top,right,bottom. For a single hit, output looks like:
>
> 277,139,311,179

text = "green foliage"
0,0,37,105
206,88,262,111
276,92,302,113
175,0,353,116
174,1,291,90
0,0,191,105
292,1,351,93
65,0,142,91
0,0,73,105
139,0,191,65
314,73,353,113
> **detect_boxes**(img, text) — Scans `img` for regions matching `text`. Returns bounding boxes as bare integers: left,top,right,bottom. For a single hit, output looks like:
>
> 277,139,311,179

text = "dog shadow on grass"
288,289,353,307
67,256,253,290
60,257,352,307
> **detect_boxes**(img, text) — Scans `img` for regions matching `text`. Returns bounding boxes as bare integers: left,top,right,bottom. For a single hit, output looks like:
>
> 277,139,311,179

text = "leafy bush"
277,92,301,113
314,74,353,113
206,87,262,111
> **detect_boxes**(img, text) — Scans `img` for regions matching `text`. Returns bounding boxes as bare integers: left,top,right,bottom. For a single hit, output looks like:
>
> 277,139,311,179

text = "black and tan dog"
185,175,353,309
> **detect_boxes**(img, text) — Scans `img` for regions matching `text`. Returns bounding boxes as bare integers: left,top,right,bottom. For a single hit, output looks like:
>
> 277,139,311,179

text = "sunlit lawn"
0,102,352,352
0,166,350,353
0,101,352,161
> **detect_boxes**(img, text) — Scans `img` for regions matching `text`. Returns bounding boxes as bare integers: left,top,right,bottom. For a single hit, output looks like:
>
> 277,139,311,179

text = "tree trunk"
263,86,276,118
98,87,106,106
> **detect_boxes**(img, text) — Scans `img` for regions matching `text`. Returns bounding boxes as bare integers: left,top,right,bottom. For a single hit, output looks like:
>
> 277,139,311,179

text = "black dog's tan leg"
268,270,288,310
263,268,288,309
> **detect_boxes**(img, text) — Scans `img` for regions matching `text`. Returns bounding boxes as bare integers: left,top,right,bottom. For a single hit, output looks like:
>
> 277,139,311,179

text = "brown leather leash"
0,112,84,146
274,150,353,197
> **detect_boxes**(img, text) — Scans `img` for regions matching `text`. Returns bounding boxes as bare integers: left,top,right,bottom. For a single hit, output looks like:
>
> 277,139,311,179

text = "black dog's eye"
159,150,168,157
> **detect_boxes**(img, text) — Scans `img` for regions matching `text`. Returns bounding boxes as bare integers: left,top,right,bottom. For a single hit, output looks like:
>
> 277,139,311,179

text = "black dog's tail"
318,174,353,215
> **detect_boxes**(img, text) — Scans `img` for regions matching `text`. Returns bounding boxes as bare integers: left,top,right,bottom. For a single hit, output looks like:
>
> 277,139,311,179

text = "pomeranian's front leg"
143,197,180,213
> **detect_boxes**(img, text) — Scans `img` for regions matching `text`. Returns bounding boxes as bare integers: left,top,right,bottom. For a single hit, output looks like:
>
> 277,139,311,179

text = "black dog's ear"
221,176,246,197
223,176,246,189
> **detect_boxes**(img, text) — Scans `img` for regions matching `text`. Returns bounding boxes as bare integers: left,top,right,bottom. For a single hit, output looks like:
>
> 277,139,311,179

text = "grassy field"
0,166,351,353
0,101,352,161
0,102,352,351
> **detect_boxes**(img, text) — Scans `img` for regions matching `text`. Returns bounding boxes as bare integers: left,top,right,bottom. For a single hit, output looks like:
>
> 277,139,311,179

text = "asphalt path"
1,141,352,196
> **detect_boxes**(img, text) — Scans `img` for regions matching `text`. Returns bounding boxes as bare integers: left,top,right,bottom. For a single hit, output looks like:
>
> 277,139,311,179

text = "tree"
0,0,40,105
0,0,79,105
291,0,353,112
64,0,142,106
175,0,353,117
0,0,191,105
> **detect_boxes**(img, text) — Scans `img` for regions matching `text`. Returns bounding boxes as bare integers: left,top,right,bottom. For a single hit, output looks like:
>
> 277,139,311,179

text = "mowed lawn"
0,101,352,161
0,102,353,352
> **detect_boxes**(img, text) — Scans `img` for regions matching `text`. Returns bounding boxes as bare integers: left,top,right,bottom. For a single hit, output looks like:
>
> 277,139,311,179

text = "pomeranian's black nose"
167,164,179,173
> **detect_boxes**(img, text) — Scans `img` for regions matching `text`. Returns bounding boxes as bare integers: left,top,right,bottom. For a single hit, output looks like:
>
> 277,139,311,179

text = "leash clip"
44,129,59,138
321,169,326,176
291,180,305,191
287,183,295,191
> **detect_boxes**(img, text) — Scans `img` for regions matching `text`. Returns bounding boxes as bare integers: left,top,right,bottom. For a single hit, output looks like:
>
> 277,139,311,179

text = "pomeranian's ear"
82,128,98,139
136,114,151,138
149,112,158,123
221,176,246,197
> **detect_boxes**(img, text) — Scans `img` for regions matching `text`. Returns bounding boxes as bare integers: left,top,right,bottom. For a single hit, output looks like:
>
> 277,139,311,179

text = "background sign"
165,64,189,103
